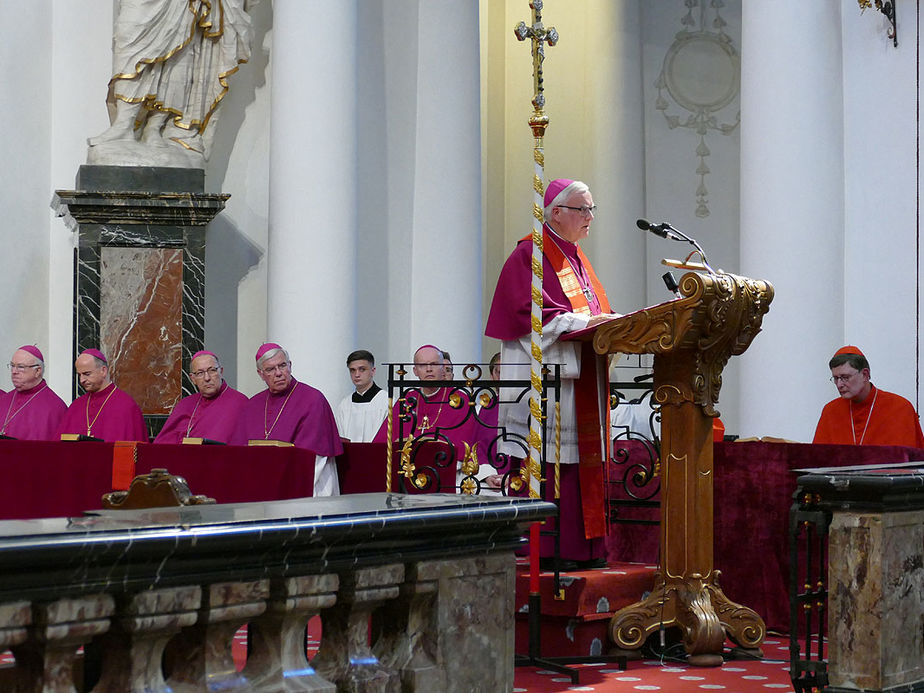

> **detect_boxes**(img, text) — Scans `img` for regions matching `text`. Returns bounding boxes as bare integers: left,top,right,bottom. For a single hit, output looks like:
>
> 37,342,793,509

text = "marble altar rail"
0,492,554,693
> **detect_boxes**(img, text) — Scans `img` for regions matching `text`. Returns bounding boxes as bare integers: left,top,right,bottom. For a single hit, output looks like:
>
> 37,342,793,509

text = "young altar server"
335,349,388,443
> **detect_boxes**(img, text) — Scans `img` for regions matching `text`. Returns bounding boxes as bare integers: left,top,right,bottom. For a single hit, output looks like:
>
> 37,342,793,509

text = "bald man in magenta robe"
373,344,483,492
58,349,147,442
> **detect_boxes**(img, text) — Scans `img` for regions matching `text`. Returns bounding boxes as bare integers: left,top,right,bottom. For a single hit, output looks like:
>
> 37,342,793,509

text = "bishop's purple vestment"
232,378,343,496
373,387,483,491
485,226,611,562
154,381,248,444
58,382,148,442
0,381,67,441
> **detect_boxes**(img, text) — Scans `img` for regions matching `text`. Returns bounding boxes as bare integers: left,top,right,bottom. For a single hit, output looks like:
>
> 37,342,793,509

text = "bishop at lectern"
485,178,619,570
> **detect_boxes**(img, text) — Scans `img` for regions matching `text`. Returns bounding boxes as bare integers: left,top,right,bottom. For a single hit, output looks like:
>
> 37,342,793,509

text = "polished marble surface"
795,461,924,511
0,494,555,601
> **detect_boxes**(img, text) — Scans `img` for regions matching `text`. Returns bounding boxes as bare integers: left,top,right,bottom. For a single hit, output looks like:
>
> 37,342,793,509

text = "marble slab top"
0,494,556,600
794,461,924,511
0,492,555,541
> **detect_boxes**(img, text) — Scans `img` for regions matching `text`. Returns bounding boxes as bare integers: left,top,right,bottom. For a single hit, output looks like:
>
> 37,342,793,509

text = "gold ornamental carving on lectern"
593,271,773,416
587,270,773,666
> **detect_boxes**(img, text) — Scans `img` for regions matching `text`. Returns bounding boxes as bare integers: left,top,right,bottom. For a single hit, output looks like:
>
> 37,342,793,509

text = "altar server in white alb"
335,350,388,443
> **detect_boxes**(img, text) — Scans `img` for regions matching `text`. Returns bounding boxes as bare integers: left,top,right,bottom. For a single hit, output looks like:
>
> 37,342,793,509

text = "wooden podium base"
609,569,765,667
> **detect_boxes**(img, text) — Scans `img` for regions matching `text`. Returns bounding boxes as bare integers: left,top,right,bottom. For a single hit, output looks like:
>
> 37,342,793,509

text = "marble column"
53,166,229,435
267,1,357,400
585,0,646,311
90,585,201,693
374,561,441,690
402,2,482,360
0,601,31,690
312,564,404,692
737,4,845,441
433,554,517,693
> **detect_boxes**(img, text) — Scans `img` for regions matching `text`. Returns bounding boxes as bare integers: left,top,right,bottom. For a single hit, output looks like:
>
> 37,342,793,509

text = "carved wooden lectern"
584,270,773,666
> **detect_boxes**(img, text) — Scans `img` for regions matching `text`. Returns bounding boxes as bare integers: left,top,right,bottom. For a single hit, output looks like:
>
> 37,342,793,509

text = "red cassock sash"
528,230,611,539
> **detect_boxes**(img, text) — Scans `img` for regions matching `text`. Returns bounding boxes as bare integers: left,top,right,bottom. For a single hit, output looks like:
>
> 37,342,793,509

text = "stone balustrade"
0,492,554,693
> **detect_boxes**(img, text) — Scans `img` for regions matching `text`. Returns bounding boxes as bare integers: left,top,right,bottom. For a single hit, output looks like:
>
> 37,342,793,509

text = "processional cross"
514,2,558,501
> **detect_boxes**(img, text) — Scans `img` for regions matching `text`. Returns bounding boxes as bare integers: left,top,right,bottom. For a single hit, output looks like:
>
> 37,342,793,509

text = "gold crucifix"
514,1,559,139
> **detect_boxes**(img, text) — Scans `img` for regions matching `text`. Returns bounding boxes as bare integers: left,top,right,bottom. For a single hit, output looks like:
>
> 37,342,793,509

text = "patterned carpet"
513,637,794,691
229,620,795,692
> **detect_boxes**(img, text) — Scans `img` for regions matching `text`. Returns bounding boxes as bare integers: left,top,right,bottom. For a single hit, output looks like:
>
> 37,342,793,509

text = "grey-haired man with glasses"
0,345,66,440
153,349,247,444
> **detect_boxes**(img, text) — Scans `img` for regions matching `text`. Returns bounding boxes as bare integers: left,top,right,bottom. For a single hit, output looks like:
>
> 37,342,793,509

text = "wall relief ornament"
655,0,740,218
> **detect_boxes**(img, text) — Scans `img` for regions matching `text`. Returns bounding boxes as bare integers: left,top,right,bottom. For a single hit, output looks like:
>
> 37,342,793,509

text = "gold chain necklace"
185,385,225,438
85,385,117,437
264,382,297,439
416,389,445,434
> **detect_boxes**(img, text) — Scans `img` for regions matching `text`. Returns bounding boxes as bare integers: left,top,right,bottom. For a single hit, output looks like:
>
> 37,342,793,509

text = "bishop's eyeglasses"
261,362,290,376
830,371,861,384
556,204,597,216
190,366,220,378
8,363,40,372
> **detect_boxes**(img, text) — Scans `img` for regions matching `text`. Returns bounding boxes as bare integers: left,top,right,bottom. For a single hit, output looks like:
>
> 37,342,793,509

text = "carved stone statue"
87,0,254,169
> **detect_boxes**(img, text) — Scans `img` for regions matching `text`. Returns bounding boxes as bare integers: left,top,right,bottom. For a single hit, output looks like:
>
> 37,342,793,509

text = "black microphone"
662,271,682,299
637,219,717,274
636,218,685,241
636,218,670,238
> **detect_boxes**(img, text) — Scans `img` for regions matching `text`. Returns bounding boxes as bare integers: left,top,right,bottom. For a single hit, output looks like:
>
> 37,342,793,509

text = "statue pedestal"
53,166,229,437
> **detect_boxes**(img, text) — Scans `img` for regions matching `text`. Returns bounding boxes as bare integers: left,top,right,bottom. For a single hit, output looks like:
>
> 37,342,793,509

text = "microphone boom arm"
652,220,716,275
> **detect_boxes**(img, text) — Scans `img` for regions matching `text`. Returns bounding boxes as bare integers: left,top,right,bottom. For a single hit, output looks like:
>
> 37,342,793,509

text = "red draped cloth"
605,440,924,632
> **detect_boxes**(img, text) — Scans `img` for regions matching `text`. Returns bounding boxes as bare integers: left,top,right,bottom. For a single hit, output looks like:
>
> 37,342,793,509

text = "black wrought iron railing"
788,488,830,693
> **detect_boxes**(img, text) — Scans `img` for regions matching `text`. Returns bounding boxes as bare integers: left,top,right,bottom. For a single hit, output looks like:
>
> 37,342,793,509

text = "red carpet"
515,558,658,658
509,557,793,690
229,625,795,691
513,639,793,690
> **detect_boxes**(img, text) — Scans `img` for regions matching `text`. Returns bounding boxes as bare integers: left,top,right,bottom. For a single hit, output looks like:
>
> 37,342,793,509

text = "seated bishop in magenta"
231,343,343,496
154,350,248,444
373,344,482,492
57,349,147,442
0,345,67,441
